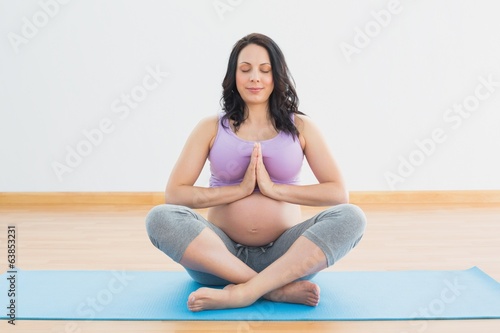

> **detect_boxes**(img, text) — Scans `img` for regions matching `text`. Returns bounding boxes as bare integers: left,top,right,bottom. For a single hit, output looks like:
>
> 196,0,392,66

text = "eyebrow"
239,62,271,66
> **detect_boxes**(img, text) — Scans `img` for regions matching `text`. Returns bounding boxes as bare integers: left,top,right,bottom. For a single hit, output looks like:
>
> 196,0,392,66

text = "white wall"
1,0,499,192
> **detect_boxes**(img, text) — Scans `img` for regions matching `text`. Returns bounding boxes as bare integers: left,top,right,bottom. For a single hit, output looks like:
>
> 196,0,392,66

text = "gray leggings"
145,203,366,285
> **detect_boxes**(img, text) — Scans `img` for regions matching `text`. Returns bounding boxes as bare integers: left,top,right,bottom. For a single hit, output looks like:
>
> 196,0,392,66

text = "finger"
257,143,265,168
245,144,258,179
250,142,259,166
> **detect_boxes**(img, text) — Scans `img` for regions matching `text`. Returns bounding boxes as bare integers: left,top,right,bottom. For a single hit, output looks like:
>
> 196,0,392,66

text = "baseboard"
0,192,165,206
349,190,500,204
1,191,500,206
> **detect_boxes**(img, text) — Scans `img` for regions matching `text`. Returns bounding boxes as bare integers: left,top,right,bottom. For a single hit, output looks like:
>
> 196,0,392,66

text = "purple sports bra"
209,113,304,188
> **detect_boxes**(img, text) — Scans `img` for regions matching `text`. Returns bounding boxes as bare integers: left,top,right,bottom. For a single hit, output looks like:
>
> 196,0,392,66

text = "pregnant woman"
145,33,366,312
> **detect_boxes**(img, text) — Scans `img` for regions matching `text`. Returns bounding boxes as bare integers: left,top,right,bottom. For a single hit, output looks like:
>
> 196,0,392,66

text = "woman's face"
235,44,274,109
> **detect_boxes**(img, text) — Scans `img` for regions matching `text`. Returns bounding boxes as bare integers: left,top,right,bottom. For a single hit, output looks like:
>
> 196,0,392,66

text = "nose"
250,69,260,82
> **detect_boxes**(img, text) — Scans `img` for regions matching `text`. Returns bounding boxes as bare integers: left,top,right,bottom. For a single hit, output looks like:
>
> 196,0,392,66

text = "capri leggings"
145,203,366,286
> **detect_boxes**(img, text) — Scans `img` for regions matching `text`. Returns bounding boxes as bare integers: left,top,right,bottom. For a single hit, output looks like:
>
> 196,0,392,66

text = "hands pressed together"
239,142,277,199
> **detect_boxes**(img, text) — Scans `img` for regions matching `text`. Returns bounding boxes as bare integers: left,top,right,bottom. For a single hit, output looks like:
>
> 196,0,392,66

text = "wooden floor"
0,203,499,332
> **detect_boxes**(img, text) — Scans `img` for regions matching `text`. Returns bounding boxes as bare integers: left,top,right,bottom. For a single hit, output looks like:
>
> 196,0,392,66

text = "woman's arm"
165,116,258,209
257,114,349,206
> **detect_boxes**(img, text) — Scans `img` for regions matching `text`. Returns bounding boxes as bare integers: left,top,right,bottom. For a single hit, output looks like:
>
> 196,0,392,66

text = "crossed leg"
146,203,366,312
181,228,326,312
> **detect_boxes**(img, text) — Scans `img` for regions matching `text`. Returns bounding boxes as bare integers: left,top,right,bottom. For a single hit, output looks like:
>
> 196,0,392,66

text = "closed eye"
260,64,272,73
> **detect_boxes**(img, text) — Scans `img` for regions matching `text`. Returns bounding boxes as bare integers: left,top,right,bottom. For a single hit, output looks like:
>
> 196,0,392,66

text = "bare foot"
264,280,320,306
187,284,257,312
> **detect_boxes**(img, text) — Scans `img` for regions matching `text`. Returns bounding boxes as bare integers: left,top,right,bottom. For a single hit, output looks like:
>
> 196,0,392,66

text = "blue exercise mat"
1,267,499,321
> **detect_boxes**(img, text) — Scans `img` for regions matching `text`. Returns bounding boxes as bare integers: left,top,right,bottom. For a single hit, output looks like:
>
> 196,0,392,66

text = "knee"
145,204,167,236
323,203,367,237
305,204,367,266
145,204,191,237
339,203,367,234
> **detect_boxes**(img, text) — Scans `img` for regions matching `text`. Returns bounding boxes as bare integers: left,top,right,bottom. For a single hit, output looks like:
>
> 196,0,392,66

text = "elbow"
317,183,348,206
331,186,349,205
164,192,172,205
164,185,198,208
164,193,187,207
164,186,181,206
340,190,349,204
164,191,174,205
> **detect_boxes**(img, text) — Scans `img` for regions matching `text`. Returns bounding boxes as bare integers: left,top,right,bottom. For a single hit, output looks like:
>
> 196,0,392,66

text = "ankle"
233,282,261,304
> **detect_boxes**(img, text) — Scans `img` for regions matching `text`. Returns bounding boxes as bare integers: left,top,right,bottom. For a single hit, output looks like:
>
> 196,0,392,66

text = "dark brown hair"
220,33,304,136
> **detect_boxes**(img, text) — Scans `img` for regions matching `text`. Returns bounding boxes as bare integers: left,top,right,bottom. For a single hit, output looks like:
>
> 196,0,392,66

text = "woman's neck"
244,104,271,125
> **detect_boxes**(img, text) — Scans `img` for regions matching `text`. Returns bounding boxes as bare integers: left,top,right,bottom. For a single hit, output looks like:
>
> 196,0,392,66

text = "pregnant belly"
207,192,302,246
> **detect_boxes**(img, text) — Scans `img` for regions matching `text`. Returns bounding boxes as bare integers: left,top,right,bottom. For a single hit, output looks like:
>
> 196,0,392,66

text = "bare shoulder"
189,114,219,143
295,114,323,146
296,113,324,132
196,114,219,132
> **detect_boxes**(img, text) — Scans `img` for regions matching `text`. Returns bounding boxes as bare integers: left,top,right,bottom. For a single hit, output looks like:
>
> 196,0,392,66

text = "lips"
247,87,263,93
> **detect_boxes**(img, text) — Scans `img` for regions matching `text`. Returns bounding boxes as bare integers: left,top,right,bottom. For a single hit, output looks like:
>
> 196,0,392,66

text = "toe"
187,293,201,312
